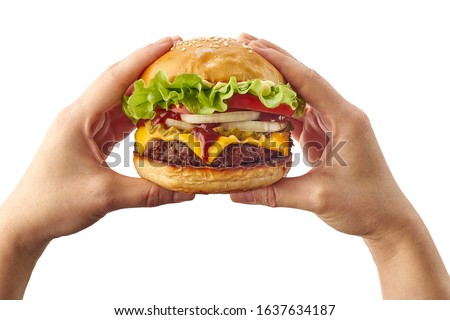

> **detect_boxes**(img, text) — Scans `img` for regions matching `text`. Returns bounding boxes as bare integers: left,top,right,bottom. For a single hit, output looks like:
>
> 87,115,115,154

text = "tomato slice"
227,94,295,117
169,105,191,114
165,94,295,118
151,110,181,127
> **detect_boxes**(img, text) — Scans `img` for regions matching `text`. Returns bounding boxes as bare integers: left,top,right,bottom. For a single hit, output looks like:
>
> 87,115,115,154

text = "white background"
1,0,449,318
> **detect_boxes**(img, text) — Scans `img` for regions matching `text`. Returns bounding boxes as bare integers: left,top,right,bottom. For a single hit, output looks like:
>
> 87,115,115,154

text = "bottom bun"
133,155,290,194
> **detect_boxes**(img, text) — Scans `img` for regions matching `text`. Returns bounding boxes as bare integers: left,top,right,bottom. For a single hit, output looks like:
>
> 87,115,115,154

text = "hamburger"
122,37,305,193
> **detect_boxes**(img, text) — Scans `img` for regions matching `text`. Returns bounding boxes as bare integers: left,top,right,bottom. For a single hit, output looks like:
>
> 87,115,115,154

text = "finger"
77,36,176,115
109,101,127,121
257,39,297,59
172,35,183,45
238,33,296,59
108,173,195,210
289,118,303,142
96,118,136,159
112,113,135,142
230,172,322,212
108,103,136,141
249,40,348,116
93,105,135,157
237,32,258,43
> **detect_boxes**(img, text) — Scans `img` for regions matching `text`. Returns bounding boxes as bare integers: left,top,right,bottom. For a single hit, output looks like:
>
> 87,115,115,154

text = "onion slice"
220,120,287,132
180,111,260,124
165,118,195,130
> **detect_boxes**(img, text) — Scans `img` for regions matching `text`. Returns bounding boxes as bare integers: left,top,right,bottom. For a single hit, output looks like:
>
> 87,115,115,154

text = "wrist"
360,189,425,262
0,230,41,299
363,206,450,299
0,197,50,257
363,205,422,265
0,200,50,299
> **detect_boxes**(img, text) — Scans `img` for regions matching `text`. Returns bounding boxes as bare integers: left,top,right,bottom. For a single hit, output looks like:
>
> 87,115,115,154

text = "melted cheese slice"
135,126,290,164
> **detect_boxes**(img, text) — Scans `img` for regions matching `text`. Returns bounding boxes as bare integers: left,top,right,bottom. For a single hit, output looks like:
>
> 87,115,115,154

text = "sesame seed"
181,47,186,51
224,41,229,46
196,44,202,47
213,45,219,48
249,49,253,53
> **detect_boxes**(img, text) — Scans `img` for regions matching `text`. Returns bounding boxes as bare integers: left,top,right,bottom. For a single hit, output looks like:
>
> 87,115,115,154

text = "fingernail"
171,35,182,44
250,41,267,49
173,192,195,203
241,32,258,41
231,192,254,204
155,36,172,45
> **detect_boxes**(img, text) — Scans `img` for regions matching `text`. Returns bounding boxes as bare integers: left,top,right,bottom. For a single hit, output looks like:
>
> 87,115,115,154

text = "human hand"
232,34,450,299
0,36,194,298
233,34,414,239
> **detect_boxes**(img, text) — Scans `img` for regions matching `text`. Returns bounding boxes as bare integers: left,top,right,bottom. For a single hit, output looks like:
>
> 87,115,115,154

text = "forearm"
0,238,38,299
0,203,49,299
365,211,450,299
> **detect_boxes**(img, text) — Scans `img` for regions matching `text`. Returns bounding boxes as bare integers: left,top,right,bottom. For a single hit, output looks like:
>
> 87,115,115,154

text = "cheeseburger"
122,37,305,193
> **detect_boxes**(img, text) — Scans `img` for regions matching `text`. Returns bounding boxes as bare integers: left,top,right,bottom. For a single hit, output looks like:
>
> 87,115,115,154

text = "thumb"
230,172,317,212
108,173,195,210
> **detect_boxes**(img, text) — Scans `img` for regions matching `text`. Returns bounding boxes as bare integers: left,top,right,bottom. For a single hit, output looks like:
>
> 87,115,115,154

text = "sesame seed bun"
141,37,285,84
133,36,292,194
134,154,290,194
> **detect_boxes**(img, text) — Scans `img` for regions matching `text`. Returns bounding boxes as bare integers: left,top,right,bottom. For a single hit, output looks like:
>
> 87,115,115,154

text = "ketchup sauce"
151,111,181,127
192,124,220,161
139,109,287,162
258,112,286,122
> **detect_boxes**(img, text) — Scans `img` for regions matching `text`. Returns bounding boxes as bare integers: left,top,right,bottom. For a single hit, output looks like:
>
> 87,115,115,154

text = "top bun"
141,37,285,84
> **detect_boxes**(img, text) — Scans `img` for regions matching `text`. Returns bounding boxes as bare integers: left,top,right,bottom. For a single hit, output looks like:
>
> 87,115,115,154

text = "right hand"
232,34,418,241
231,35,450,300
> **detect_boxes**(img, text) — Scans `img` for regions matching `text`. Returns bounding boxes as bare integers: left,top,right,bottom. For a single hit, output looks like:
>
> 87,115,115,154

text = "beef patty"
137,139,291,168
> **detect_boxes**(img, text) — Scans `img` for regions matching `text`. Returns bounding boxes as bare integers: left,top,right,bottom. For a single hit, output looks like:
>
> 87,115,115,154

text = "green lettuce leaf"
122,71,305,123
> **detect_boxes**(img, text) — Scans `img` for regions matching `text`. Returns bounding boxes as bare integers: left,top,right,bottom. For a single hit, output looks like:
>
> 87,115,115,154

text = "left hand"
0,36,194,264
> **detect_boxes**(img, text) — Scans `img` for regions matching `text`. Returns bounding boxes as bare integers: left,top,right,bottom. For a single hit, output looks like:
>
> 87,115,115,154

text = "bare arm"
365,208,450,299
0,204,47,299
0,36,194,299
233,33,450,299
